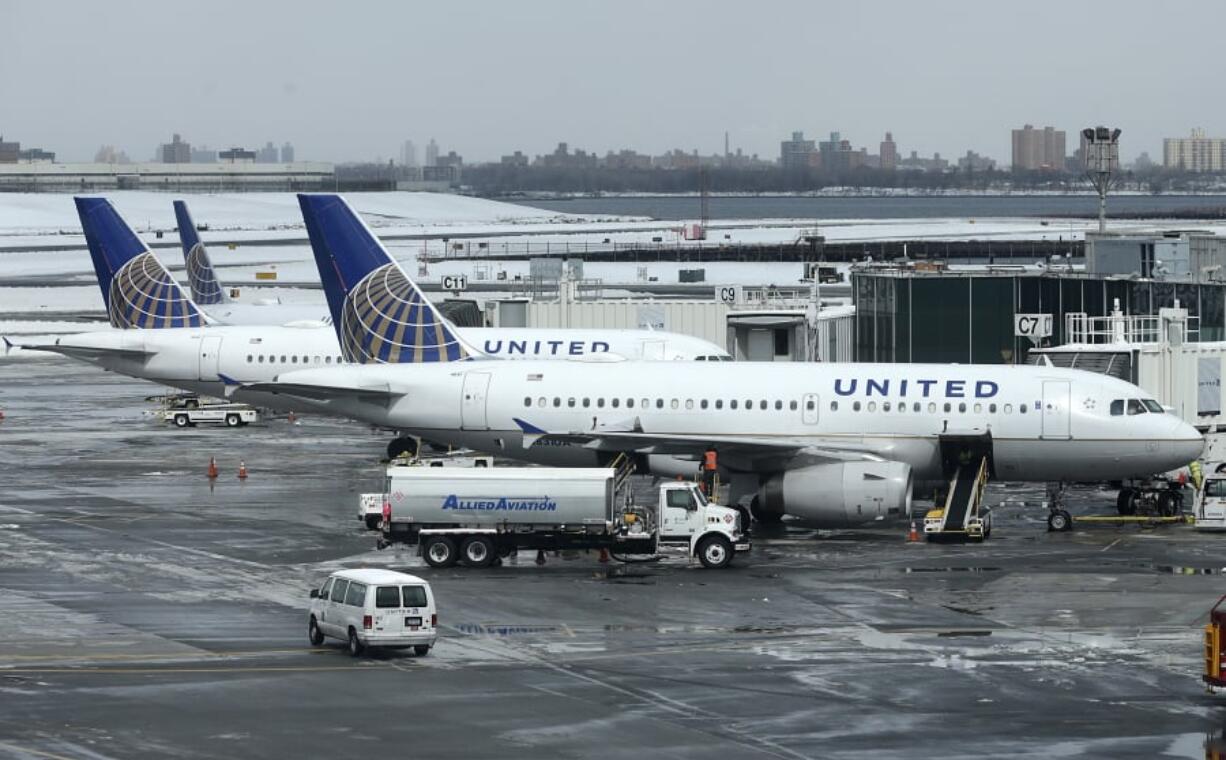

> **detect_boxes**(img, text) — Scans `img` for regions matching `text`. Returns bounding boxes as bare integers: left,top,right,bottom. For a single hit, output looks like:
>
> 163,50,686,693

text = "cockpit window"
1127,399,1145,415
1142,399,1164,413
1110,400,1124,416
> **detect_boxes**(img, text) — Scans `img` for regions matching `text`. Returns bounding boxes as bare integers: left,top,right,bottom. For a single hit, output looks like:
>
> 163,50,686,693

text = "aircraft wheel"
1047,510,1072,533
1116,488,1136,516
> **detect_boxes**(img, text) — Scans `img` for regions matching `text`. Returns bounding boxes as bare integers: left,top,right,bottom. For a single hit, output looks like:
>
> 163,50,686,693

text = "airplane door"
460,372,492,430
802,393,820,425
198,336,222,380
640,339,665,360
1041,380,1071,439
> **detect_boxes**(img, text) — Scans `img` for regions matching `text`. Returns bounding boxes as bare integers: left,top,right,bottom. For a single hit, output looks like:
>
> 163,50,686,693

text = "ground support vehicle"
358,455,494,530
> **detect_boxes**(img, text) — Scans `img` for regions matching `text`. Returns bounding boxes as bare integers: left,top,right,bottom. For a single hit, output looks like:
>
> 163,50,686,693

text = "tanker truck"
377,465,750,569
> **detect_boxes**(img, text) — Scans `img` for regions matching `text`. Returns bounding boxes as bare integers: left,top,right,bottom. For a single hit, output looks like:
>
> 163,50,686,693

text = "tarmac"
1,358,1225,759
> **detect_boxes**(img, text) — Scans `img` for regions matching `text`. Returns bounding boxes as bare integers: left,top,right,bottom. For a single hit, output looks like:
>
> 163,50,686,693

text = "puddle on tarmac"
902,566,1001,574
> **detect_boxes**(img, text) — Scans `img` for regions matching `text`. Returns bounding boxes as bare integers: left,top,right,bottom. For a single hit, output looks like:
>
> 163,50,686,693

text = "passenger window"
1110,399,1124,416
402,586,428,608
258,355,265,363
989,403,997,414
523,397,531,407
537,397,546,408
730,400,738,410
553,397,561,407
656,399,664,409
331,579,349,604
974,403,982,413
898,403,906,413
596,398,605,408
928,402,936,413
627,399,635,409
700,399,709,410
943,402,951,413
246,354,253,363
745,399,752,410
913,402,921,412
567,398,575,407
1020,403,1028,414
830,401,838,411
883,402,891,412
670,399,679,410
641,398,649,409
715,400,723,410
345,582,367,607
958,402,966,413
326,356,333,364
867,401,877,412
759,400,767,410
790,400,798,411
281,355,287,363
774,400,783,410
853,401,861,412
375,586,401,609
612,398,620,408
1004,403,1013,413
303,356,309,364
291,356,298,363
583,398,591,408
685,399,694,410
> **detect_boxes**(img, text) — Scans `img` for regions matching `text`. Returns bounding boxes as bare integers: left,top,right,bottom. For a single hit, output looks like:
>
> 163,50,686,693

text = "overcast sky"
1,0,1220,165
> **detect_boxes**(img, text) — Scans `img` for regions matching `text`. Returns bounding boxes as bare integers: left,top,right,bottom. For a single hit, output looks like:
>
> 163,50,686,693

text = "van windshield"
1206,480,1226,498
402,586,428,607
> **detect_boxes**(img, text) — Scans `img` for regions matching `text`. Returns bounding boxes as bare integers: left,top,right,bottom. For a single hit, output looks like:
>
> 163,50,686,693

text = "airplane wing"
5,338,154,361
239,380,403,405
513,417,889,470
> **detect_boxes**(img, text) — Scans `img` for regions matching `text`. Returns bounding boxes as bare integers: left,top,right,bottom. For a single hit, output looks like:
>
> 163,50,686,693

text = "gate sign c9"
1014,313,1053,342
716,285,742,304
442,275,468,292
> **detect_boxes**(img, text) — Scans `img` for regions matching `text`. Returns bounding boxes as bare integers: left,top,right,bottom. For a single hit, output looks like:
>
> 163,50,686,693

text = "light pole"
1082,126,1121,233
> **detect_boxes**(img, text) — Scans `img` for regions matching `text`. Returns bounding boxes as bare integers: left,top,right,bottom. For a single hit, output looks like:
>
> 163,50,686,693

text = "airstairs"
924,455,992,542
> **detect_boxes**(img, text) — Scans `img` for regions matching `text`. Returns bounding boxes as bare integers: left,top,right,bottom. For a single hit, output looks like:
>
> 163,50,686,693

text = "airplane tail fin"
297,193,477,363
74,197,206,329
173,200,225,305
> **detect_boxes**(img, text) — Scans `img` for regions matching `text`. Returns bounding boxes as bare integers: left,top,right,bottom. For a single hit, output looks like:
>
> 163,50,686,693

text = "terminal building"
851,231,1226,365
0,161,336,192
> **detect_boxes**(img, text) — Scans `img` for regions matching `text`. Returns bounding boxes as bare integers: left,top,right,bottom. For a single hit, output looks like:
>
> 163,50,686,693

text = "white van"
308,569,438,657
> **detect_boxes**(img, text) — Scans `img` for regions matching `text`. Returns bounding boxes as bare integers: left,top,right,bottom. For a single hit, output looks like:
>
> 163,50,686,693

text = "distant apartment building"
280,142,294,163
898,151,949,172
958,150,996,172
159,133,191,164
536,142,597,169
425,138,439,167
256,142,279,163
0,137,21,163
1011,124,1065,171
818,132,865,173
603,149,652,170
18,148,54,163
400,140,416,167
879,132,898,170
190,145,217,163
95,145,132,164
500,150,529,167
1164,129,1226,172
780,131,817,170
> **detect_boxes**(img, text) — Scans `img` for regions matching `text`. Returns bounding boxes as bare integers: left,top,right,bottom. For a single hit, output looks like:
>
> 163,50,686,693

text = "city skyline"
2,0,1221,165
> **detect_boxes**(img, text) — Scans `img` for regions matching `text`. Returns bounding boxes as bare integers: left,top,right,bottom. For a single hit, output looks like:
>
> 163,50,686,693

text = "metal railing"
1065,310,1200,346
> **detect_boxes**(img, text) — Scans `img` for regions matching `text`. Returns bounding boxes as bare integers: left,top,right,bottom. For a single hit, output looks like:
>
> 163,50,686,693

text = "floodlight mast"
1082,126,1121,233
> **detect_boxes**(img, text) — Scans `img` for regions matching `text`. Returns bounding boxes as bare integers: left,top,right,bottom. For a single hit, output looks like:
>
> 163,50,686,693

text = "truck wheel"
174,414,190,428
309,617,324,646
225,413,241,428
348,628,364,657
422,536,458,568
1116,488,1136,516
413,645,431,657
697,535,733,569
460,536,496,568
363,516,381,531
386,436,418,461
1047,510,1072,532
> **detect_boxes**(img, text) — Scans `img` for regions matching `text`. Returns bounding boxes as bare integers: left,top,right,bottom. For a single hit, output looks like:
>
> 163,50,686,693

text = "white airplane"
18,198,728,443
172,199,330,325
240,196,1205,527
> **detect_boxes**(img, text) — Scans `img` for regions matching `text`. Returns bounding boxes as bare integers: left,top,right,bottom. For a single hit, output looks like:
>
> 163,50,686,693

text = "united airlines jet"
19,198,727,406
240,194,1205,527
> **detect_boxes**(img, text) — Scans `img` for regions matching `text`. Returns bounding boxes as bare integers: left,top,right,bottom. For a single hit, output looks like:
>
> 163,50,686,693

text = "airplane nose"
1171,419,1205,465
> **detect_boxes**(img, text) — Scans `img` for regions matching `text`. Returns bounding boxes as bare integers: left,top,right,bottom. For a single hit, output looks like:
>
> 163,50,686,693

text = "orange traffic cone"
207,456,218,479
598,548,610,564
237,460,248,480
907,520,921,543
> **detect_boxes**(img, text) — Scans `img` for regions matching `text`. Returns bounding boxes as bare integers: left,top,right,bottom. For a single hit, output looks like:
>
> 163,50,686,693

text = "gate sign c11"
442,275,468,291
1014,313,1053,343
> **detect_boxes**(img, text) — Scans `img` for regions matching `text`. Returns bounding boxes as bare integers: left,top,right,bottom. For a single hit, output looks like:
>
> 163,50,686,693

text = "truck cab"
657,481,750,567
1196,473,1226,531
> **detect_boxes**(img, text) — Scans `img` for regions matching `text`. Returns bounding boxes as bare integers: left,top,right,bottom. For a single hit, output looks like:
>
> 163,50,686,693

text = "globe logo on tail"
340,263,467,363
184,242,224,305
107,252,205,329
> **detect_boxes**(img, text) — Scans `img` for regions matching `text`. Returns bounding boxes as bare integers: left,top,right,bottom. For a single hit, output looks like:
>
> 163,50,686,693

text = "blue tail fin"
297,193,475,363
173,200,225,305
75,197,205,329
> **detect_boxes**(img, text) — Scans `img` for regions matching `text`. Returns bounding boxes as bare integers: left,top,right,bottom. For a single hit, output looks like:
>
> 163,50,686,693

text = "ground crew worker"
702,447,718,498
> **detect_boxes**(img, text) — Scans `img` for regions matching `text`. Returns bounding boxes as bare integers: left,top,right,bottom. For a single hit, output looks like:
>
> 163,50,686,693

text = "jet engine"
756,461,913,527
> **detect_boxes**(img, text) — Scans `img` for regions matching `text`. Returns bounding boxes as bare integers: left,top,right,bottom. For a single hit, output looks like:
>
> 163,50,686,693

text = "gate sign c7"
1014,313,1053,343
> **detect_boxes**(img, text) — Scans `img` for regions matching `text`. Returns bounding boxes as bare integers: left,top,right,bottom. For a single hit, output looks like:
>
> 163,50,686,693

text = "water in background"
520,194,1226,221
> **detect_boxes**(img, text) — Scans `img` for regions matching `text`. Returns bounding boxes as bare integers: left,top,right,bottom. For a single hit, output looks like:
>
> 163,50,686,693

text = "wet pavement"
1,358,1225,759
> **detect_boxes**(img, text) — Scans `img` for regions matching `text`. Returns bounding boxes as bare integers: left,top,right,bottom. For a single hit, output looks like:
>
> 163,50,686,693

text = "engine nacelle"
757,461,913,527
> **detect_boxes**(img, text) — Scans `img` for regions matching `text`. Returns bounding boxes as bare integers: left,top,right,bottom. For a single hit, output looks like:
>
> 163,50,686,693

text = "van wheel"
348,628,364,657
697,535,733,569
225,413,241,428
309,617,324,646
460,536,496,568
413,645,431,657
363,516,381,531
422,536,458,568
174,414,190,428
